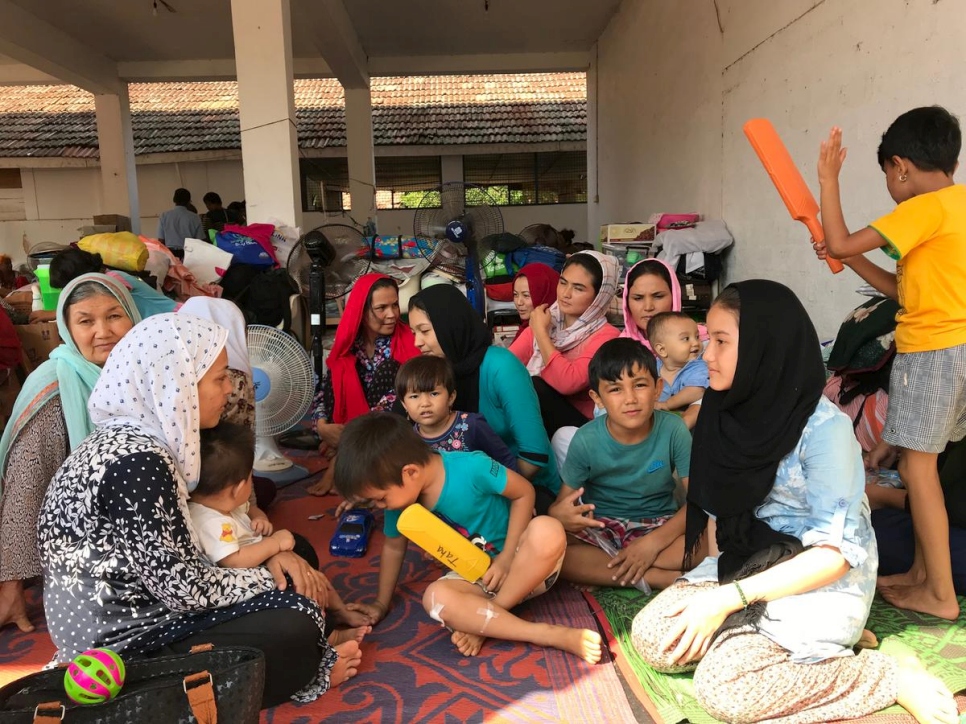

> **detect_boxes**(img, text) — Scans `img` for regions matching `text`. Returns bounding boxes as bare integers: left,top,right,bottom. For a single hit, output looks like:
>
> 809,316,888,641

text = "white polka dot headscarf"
88,313,229,491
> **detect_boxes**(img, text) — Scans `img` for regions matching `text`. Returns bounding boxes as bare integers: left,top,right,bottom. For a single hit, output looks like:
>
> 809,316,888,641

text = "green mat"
589,589,966,724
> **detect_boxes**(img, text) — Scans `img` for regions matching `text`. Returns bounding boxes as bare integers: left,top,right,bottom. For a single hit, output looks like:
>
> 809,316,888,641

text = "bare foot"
451,630,485,656
880,584,961,620
543,625,603,664
855,629,879,650
328,625,371,646
330,641,362,687
878,566,925,589
307,462,336,497
330,606,373,629
895,656,959,724
0,580,34,633
568,582,599,593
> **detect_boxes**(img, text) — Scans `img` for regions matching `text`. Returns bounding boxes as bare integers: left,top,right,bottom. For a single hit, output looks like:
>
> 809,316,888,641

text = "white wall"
0,158,588,264
1,160,247,262
596,0,966,338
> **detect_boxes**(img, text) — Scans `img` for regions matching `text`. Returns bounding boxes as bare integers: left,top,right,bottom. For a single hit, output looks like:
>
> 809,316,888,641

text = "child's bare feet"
880,584,961,620
451,630,485,656
538,624,603,664
330,605,373,628
330,641,362,687
328,625,371,646
895,656,959,724
557,627,603,664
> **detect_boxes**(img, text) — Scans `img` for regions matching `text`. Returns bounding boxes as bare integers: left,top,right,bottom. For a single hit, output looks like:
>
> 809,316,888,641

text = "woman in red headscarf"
307,273,419,495
511,263,560,343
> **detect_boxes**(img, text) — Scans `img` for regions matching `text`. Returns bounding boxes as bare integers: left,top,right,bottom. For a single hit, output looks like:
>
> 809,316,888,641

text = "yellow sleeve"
868,192,943,260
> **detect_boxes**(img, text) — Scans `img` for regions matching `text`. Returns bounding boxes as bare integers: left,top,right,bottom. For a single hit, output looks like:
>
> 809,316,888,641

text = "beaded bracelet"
734,581,749,609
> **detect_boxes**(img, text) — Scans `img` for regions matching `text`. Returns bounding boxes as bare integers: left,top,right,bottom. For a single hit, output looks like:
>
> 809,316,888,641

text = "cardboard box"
4,290,32,319
679,279,714,308
93,214,132,233
15,322,61,373
599,223,656,245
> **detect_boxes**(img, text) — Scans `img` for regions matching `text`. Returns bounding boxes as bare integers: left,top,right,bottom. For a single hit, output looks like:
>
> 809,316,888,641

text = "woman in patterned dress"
0,273,141,634
307,273,419,495
630,281,957,724
38,313,361,708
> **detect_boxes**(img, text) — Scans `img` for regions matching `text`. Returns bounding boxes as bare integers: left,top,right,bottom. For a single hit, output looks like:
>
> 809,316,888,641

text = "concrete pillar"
94,86,140,233
344,86,376,227
440,154,463,184
586,46,599,248
230,0,302,227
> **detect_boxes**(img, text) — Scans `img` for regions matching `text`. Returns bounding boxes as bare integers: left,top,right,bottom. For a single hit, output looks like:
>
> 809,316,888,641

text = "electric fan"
247,324,315,473
412,182,504,317
287,223,371,303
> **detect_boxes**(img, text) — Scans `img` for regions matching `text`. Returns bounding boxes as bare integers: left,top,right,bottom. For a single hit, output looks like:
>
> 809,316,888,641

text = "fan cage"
247,325,314,436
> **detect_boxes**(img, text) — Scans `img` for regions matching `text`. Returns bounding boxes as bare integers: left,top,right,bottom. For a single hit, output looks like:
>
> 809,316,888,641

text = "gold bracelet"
734,581,749,609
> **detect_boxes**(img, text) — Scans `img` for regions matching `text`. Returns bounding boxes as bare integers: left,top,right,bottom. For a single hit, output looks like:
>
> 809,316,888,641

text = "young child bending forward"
335,412,603,663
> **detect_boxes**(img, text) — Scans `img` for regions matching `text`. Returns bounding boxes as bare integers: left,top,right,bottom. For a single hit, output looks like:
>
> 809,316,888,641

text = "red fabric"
0,306,21,370
511,263,560,342
328,273,419,424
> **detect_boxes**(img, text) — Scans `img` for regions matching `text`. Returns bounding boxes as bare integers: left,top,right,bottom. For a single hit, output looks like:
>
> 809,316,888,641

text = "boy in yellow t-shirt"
815,105,965,620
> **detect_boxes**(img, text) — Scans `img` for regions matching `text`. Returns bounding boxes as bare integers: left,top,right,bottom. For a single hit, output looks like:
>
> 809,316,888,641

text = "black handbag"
0,644,264,723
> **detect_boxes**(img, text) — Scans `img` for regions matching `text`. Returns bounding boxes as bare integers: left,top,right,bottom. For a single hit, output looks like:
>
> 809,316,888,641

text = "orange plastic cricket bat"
743,118,843,274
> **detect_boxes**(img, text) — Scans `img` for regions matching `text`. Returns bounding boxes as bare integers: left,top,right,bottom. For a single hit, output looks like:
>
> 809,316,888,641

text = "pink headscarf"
620,258,707,350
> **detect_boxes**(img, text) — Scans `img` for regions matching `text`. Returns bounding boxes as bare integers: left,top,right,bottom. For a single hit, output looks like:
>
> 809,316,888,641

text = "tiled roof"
0,73,586,159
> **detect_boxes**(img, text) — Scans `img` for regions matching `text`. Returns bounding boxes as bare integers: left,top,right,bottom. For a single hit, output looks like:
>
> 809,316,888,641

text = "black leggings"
156,608,323,708
532,376,590,437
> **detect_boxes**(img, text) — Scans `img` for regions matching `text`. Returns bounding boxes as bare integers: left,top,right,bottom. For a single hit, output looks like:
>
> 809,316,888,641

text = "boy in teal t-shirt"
335,413,603,664
553,338,691,591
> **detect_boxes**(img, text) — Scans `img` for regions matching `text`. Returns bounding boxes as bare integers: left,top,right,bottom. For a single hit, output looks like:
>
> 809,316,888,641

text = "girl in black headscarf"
407,285,560,511
629,281,957,724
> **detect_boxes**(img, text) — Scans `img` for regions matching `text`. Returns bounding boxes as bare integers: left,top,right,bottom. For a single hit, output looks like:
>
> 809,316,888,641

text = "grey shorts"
883,343,966,453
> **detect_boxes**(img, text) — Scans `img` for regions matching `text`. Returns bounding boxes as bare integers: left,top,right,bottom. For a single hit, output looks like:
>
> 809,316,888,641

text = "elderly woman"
179,296,274,511
0,273,141,633
38,314,361,707
308,273,419,495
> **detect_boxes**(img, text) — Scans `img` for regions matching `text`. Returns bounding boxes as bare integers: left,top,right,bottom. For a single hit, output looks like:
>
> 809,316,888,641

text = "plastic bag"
77,231,148,272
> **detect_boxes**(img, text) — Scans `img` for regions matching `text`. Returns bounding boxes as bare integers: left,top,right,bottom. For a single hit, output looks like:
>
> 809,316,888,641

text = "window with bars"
376,156,441,209
300,158,351,212
463,151,586,206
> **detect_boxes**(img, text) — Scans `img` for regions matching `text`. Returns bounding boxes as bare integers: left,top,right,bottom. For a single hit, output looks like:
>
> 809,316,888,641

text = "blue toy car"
329,509,375,558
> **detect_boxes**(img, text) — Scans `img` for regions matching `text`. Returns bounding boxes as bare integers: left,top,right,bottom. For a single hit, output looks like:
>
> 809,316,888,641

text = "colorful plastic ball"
64,648,126,704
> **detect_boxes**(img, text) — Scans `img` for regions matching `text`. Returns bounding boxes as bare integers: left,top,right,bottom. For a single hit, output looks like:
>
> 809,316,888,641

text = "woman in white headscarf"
179,297,275,512
38,314,361,708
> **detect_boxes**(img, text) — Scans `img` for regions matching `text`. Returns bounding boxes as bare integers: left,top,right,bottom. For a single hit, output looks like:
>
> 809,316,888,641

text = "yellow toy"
397,503,491,582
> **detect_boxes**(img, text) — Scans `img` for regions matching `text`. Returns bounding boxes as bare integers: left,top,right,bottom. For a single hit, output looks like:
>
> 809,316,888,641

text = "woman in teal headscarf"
0,273,140,633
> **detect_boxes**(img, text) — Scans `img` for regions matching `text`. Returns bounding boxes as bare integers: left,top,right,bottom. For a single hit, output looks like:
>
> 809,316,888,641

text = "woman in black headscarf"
629,281,957,724
407,285,560,511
